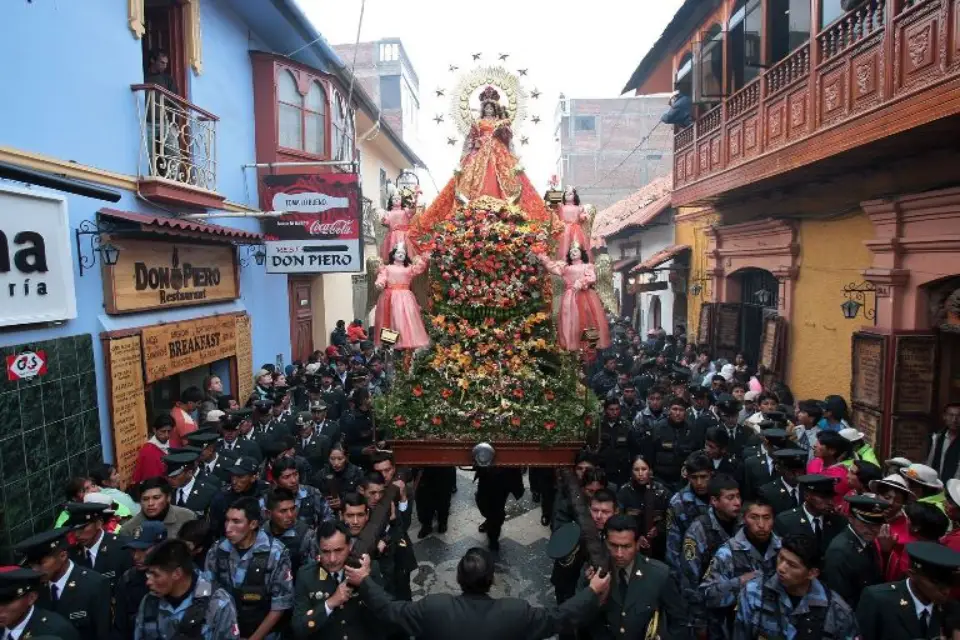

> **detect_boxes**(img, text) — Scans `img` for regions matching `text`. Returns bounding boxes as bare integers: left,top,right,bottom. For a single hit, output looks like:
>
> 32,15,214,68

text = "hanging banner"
260,173,362,274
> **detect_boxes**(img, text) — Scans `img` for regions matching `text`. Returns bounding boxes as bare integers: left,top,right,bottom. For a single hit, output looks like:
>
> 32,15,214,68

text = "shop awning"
612,257,641,272
98,208,264,244
630,244,691,273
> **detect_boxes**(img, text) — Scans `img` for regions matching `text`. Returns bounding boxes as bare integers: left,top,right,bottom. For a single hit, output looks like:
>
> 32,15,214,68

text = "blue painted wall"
0,0,296,461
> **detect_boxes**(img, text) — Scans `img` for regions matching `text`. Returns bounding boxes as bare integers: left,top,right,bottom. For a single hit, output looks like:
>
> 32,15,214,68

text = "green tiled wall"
0,335,102,554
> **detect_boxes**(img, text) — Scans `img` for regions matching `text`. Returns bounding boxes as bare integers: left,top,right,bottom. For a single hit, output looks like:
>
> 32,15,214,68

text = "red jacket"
347,325,367,343
132,441,166,485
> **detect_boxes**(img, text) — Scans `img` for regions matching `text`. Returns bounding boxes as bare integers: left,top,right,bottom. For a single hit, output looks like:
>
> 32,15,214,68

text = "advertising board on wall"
259,173,362,274
0,184,77,327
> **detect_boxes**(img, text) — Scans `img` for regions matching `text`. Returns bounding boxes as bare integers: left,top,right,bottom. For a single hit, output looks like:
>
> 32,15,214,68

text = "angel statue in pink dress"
555,186,590,260
379,190,417,263
538,241,612,351
373,242,431,350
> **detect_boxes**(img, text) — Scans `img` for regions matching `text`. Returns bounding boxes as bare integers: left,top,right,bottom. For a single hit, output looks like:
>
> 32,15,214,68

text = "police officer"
312,370,347,421
590,355,619,398
64,502,133,593
262,435,314,486
733,533,859,639
759,448,808,515
593,397,634,488
294,411,333,473
0,567,80,640
253,398,282,445
856,541,960,640
714,394,757,457
681,474,742,638
187,430,226,488
266,388,296,435
415,466,457,537
341,389,385,469
204,496,293,640
632,385,667,434
114,520,167,640
208,456,268,537
650,395,705,491
475,466,524,551
616,458,671,561
583,515,687,639
821,493,889,609
292,521,383,640
270,456,333,527
688,386,718,432
264,487,318,577
15,528,111,640
618,381,644,424
218,409,263,465
701,498,781,638
774,474,847,556
704,426,743,485
165,452,220,518
742,426,788,500
136,539,239,640
309,400,342,447
665,453,714,573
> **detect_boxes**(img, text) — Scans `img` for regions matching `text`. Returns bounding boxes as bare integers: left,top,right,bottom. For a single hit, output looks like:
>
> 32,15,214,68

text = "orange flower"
510,416,522,427
544,390,555,401
512,388,524,399
394,416,407,428
412,385,424,397
431,415,443,426
544,420,556,431
441,388,454,399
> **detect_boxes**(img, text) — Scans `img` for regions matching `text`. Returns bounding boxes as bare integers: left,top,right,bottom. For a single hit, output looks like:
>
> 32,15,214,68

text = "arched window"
675,52,694,98
278,70,303,151
738,268,779,310
304,81,327,156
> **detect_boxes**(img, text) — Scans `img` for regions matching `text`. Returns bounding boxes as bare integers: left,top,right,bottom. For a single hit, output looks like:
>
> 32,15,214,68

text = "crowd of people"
2,317,960,639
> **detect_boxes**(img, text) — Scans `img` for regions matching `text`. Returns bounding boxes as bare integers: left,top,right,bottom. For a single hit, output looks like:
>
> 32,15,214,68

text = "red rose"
394,416,407,427
512,388,524,399
441,388,454,399
544,421,556,431
431,416,443,426
412,385,424,397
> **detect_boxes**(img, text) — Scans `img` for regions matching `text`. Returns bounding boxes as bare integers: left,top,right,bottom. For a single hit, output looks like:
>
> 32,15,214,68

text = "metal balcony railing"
132,84,218,192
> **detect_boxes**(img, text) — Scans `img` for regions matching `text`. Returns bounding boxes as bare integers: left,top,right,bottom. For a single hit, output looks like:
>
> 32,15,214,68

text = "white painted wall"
606,218,679,333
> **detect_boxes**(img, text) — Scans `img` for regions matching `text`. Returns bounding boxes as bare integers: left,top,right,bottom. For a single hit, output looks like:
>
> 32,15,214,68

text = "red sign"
259,173,362,241
6,350,47,380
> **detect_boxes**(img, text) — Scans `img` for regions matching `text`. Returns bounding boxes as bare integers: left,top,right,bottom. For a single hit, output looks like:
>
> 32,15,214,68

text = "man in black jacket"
346,547,609,640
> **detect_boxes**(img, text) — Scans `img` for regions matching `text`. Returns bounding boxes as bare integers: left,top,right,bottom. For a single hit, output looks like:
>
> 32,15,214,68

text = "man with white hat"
869,474,916,542
900,463,947,514
839,427,879,467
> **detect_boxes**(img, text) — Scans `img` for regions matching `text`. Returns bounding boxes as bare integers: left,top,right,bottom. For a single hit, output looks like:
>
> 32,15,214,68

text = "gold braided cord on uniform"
645,610,660,640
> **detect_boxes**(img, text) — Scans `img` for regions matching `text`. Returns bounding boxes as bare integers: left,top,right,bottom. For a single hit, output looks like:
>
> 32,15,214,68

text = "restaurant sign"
260,173,362,274
103,239,239,314
141,314,237,383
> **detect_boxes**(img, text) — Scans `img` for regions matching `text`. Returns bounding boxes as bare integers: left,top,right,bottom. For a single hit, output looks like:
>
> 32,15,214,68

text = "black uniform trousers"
416,466,456,529
528,468,557,524
475,468,523,544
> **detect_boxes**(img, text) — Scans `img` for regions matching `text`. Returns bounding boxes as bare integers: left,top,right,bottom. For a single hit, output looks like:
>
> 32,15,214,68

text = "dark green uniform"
179,477,221,518
758,478,802,515
292,561,384,640
741,452,778,501
581,555,688,640
821,526,883,610
20,607,81,640
856,580,946,640
35,565,112,640
774,507,845,557
69,531,133,592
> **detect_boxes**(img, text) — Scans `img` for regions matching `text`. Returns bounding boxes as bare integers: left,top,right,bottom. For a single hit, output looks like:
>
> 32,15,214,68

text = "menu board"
850,405,882,449
759,316,785,374
106,336,149,486
851,333,885,410
141,314,238,383
893,335,937,414
697,303,714,347
235,314,253,404
715,303,742,350
891,417,931,462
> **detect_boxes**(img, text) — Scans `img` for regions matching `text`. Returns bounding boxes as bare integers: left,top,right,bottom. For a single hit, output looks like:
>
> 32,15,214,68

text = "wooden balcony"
673,0,960,206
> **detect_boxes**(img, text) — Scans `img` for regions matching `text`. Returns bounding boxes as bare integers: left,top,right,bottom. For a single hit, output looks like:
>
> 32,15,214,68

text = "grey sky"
299,0,683,198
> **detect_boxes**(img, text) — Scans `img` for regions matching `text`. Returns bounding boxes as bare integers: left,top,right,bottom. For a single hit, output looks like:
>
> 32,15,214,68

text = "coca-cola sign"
259,173,362,274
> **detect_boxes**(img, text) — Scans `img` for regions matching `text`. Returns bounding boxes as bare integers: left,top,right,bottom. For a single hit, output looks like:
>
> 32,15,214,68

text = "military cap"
714,393,742,416
295,411,313,429
906,541,960,582
797,474,838,496
62,502,110,527
772,448,809,469
689,386,710,400
668,365,691,383
227,456,259,476
14,528,70,562
252,398,274,412
309,399,328,412
186,431,220,447
163,451,200,478
762,411,788,425
318,367,335,378
0,567,45,603
760,427,789,443
261,437,294,460
303,373,323,390
168,446,203,456
359,340,374,351
221,408,252,430
547,522,581,564
844,494,889,524
122,520,168,550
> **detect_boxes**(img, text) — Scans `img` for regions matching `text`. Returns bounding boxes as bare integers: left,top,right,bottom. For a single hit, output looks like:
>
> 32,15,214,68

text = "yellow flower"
458,378,470,390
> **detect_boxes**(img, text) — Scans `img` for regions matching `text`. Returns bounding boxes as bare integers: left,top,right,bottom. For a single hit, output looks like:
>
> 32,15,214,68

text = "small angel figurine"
379,191,417,263
555,186,590,260
538,241,612,352
373,242,430,350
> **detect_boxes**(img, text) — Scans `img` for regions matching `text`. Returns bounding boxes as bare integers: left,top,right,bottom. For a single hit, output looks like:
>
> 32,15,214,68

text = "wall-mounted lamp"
840,281,876,323
75,219,121,277
755,288,772,306
240,243,267,268
691,282,703,297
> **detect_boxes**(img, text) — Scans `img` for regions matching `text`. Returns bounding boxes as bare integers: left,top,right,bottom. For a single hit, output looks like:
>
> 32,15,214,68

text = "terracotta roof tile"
591,175,673,241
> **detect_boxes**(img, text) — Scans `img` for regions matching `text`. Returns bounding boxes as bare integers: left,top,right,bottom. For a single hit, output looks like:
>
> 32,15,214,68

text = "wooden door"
142,1,188,98
288,278,314,364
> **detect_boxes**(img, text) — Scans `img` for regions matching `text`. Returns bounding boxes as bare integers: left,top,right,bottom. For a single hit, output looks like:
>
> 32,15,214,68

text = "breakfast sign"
102,238,239,314
141,314,237,384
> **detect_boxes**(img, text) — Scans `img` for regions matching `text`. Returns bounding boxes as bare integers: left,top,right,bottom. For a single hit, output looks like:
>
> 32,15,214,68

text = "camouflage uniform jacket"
134,575,239,640
733,574,859,640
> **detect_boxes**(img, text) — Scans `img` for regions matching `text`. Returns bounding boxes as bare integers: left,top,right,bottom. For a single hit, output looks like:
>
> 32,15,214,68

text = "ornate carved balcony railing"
132,84,219,195
672,0,958,201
